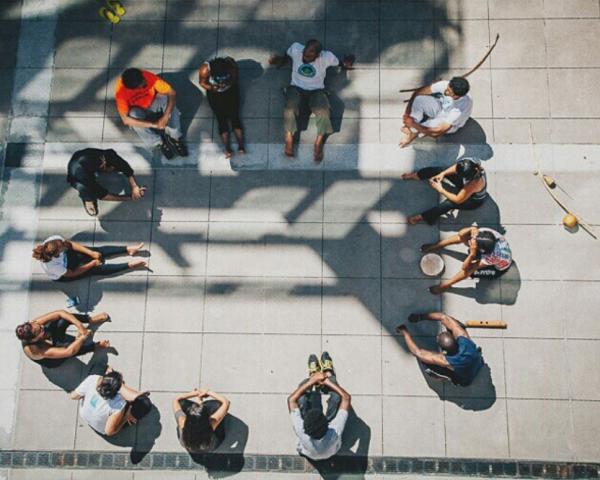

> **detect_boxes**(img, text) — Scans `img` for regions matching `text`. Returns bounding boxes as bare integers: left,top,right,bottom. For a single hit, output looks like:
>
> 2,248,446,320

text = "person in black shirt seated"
67,148,146,216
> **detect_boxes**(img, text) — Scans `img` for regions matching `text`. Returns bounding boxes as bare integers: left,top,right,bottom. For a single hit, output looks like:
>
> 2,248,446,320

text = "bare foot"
399,130,418,148
90,312,111,325
95,340,110,349
127,242,144,256
225,149,233,159
401,172,419,180
408,214,423,225
284,133,294,157
314,143,324,162
429,285,444,295
238,146,246,154
128,259,147,270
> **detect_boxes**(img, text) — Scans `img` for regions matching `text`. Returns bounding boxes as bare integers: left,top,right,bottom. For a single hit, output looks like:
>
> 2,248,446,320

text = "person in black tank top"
402,158,488,225
15,310,111,368
198,57,245,159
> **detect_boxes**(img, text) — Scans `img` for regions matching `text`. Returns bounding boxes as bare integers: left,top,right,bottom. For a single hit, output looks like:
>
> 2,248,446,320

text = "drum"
420,253,445,277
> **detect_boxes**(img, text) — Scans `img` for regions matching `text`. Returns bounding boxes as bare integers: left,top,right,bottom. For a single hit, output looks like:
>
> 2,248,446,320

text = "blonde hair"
32,240,64,263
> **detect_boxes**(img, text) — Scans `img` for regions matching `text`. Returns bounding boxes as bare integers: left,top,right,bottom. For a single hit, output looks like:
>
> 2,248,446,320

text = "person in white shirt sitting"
400,77,473,148
287,352,351,461
70,368,152,437
269,40,354,162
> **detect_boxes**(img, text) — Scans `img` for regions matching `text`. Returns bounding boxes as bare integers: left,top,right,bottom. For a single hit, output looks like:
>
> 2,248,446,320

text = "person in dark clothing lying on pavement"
67,148,146,217
396,312,484,387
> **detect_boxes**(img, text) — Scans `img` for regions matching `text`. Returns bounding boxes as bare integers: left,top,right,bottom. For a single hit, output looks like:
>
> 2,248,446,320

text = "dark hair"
181,403,214,452
32,240,63,263
456,158,482,182
475,230,497,254
437,331,458,355
121,68,145,89
303,408,328,439
449,76,470,97
97,371,123,400
304,39,323,55
209,57,230,78
15,322,35,342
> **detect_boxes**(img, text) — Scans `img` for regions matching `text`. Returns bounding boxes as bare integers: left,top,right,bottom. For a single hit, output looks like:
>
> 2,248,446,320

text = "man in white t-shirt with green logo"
400,76,473,148
269,40,354,161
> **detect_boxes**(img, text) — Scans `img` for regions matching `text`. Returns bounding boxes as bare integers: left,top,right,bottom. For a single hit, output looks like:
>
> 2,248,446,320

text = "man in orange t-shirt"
115,68,187,159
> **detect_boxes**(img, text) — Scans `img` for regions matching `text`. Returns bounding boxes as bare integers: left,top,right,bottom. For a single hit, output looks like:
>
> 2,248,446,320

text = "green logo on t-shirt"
298,64,317,78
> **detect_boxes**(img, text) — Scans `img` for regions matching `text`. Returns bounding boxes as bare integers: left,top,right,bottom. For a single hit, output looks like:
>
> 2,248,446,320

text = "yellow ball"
563,214,578,229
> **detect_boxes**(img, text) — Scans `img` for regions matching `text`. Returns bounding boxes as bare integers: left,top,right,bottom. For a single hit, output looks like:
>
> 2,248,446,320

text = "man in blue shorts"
396,312,483,386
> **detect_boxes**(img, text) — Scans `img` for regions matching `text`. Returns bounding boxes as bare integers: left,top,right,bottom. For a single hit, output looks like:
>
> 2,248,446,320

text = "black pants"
298,376,341,423
71,182,100,202
207,87,242,135
61,246,129,281
417,167,486,225
35,314,95,368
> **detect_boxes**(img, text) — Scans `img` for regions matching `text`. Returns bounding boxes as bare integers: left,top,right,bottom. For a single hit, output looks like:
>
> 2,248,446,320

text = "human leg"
421,199,458,225
430,268,471,294
308,90,332,161
409,95,442,124
283,87,302,156
128,107,163,148
229,88,245,152
472,266,508,279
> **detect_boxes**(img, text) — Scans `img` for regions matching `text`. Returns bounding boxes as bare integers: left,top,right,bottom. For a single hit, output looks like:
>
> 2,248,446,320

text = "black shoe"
168,136,188,157
308,354,320,376
320,351,334,374
159,138,175,160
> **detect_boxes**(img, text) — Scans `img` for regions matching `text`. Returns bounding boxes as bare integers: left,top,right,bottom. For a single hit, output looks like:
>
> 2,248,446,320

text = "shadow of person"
436,118,494,163
306,409,371,480
446,261,521,305
439,197,504,234
189,414,249,478
131,404,162,464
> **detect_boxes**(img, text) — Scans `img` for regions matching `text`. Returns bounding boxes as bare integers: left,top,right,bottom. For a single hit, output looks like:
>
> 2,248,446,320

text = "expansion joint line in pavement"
2,450,600,478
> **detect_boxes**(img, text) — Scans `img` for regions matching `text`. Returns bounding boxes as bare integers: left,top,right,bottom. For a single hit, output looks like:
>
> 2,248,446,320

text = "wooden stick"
464,320,507,329
399,33,500,93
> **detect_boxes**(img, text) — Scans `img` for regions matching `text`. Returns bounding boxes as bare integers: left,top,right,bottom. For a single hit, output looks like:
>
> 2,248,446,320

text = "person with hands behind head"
421,226,512,294
288,352,351,460
198,57,245,159
172,388,230,453
269,39,355,162
396,312,483,387
32,235,147,281
15,309,110,368
67,148,147,217
70,368,152,437
402,158,488,225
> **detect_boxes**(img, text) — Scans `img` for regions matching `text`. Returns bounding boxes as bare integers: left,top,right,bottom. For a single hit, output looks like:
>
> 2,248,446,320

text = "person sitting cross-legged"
287,352,351,461
70,368,152,437
115,68,188,160
400,76,472,148
67,147,146,217
396,312,484,387
15,309,110,368
269,40,354,162
422,226,512,294
32,235,146,281
172,388,230,453
402,158,488,225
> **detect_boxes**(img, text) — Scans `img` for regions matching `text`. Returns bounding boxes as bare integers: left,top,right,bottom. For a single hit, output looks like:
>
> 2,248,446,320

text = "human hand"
268,55,285,68
194,388,209,398
342,54,355,69
468,237,478,255
78,329,91,339
125,411,137,425
90,258,102,268
131,186,146,201
90,251,102,261
155,115,169,130
432,174,444,183
428,178,442,192
395,324,408,334
310,372,327,385
403,115,415,127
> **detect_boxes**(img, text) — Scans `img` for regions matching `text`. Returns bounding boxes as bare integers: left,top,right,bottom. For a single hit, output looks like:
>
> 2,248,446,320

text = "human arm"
105,405,130,436
69,240,100,260
206,390,230,431
268,52,290,68
340,54,355,70
61,258,102,279
409,312,469,339
287,372,326,412
404,117,452,138
198,63,215,91
118,109,156,129
322,378,351,411
396,325,450,367
461,239,483,273
37,330,91,360
155,89,177,130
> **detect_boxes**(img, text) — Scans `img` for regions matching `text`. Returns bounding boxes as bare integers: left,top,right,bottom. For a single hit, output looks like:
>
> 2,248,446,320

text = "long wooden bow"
399,33,500,93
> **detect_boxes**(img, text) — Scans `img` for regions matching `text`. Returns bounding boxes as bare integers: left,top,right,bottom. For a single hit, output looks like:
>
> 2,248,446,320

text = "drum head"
420,253,445,277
